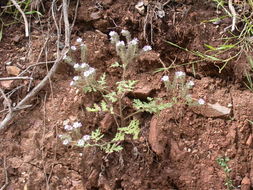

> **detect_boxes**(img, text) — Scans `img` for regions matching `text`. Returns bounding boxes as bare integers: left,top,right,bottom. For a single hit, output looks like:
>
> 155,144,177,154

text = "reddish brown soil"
1,0,253,190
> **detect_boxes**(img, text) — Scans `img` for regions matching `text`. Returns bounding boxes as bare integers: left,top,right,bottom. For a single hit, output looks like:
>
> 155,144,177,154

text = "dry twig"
228,0,237,32
0,77,32,81
0,0,71,129
9,0,29,37
62,0,70,47
0,157,9,190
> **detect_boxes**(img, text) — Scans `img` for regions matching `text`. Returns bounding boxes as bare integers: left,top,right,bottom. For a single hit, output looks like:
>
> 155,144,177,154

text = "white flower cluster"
142,45,152,52
64,121,82,131
59,121,91,146
109,29,152,55
58,134,72,145
76,135,91,147
71,37,85,51
70,63,96,87
175,71,186,78
198,98,205,105
161,75,169,82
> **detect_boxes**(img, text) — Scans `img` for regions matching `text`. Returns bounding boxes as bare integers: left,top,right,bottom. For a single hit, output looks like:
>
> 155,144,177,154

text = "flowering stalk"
109,29,152,79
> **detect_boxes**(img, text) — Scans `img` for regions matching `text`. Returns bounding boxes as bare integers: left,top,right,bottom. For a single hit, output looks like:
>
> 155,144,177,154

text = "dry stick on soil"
18,61,55,76
0,157,9,190
0,0,70,129
9,0,29,37
0,88,12,114
62,0,70,47
0,76,32,81
228,0,237,32
0,51,67,130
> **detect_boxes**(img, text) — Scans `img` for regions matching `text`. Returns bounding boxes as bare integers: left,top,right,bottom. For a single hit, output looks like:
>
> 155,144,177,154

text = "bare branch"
228,0,237,32
9,0,29,37
0,157,9,190
0,77,32,81
0,51,67,130
0,0,72,130
62,0,70,47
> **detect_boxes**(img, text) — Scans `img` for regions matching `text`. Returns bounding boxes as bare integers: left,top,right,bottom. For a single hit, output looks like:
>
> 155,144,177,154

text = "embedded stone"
100,113,114,133
6,66,21,76
191,102,231,118
1,80,13,89
241,176,251,190
148,116,165,155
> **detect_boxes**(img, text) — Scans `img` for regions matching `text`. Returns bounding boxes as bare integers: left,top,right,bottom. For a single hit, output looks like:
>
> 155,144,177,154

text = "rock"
100,113,114,133
6,66,21,76
191,102,231,118
241,175,251,190
148,116,165,155
250,163,253,187
170,139,185,161
132,83,153,99
246,134,253,148
208,102,231,115
90,12,102,20
0,80,13,89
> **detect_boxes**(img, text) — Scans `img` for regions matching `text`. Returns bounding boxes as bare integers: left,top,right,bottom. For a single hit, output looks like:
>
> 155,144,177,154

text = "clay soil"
1,0,253,189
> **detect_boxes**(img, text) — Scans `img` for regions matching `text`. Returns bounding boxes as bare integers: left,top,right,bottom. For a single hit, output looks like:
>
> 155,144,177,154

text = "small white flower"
62,139,70,145
73,122,82,128
76,37,82,43
121,29,130,36
198,98,205,105
80,63,89,69
161,75,169,82
109,31,118,37
187,80,194,87
129,38,138,46
74,63,80,69
80,43,85,47
82,135,91,141
157,10,165,18
58,134,63,138
83,71,90,77
89,67,95,74
116,41,125,48
142,45,152,52
77,139,85,147
83,67,96,77
64,124,73,131
71,46,77,51
70,81,75,86
175,71,186,78
73,76,80,81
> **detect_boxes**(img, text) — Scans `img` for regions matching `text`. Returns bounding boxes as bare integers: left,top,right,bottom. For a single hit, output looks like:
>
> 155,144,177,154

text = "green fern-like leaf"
104,143,123,153
112,132,125,142
100,100,108,112
83,86,97,93
91,129,104,142
133,98,173,113
110,61,122,68
97,73,107,89
103,92,118,103
86,103,101,112
116,80,137,94
119,119,140,140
